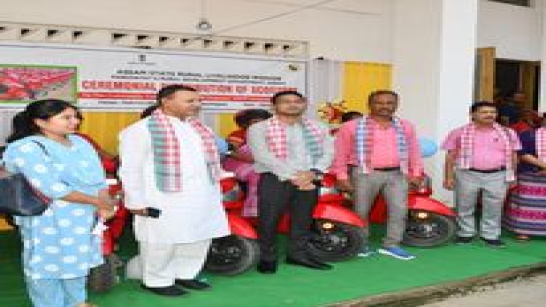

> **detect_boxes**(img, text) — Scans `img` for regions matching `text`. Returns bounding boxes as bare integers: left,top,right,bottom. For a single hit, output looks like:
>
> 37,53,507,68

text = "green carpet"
1,226,546,307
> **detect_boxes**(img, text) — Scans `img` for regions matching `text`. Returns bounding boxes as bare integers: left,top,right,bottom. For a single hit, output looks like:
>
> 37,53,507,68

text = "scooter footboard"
227,212,258,239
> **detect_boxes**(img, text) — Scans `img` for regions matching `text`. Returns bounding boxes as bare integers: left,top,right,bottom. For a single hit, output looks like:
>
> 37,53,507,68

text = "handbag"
0,170,50,216
0,141,52,216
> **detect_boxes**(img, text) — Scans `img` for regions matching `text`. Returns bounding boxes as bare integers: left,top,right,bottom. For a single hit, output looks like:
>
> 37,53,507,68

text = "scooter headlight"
320,221,335,230
415,211,429,220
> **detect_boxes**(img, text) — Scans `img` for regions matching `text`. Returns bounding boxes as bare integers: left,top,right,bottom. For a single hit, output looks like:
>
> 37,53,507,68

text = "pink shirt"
331,118,424,180
441,126,521,170
370,126,401,168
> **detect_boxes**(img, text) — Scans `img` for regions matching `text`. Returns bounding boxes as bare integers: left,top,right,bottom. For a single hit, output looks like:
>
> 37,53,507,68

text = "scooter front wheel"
205,235,259,275
308,220,365,262
403,211,457,247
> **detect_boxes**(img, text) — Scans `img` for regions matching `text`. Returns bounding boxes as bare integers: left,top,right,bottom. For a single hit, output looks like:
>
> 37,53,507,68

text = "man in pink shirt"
331,90,423,260
442,101,521,248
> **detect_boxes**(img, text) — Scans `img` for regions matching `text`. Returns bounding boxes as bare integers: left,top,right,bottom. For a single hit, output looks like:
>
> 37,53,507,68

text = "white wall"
394,0,479,203
392,1,442,139
0,0,393,62
393,0,444,199
478,0,542,61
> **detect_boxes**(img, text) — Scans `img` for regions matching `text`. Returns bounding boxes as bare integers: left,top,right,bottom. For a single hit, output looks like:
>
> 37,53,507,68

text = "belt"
374,167,401,172
468,167,506,173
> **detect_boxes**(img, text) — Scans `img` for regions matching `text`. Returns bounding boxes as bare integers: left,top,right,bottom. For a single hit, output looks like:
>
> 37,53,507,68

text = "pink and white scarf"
148,109,222,192
536,127,546,161
355,116,409,175
459,123,515,181
265,116,325,163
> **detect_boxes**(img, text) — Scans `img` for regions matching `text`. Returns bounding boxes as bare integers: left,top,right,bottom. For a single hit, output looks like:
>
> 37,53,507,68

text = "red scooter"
205,172,457,275
205,174,366,275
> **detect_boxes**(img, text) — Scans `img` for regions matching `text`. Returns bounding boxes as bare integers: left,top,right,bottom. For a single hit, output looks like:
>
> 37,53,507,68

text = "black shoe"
140,284,188,296
175,279,211,290
257,260,278,274
480,237,506,248
286,257,332,270
308,258,333,270
454,236,474,245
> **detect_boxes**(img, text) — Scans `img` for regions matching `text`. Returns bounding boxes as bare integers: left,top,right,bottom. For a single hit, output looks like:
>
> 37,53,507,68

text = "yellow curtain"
342,62,392,114
78,112,141,154
215,113,239,138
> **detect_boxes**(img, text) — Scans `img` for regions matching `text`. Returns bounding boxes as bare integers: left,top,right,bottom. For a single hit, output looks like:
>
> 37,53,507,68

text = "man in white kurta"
119,85,229,296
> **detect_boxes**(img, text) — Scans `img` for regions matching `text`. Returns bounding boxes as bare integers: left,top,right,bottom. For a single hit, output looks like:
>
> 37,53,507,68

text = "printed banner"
0,42,306,111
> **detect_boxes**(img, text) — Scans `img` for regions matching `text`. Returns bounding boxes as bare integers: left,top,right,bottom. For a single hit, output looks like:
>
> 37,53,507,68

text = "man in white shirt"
119,85,229,296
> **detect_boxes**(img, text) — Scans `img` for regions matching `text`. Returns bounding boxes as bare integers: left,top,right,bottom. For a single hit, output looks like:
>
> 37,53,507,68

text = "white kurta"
119,116,230,244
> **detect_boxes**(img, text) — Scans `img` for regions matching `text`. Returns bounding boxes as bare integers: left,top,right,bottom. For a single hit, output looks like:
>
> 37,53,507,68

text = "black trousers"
257,172,318,262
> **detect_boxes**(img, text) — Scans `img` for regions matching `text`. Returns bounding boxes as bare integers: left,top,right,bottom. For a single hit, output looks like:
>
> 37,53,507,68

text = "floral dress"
2,135,106,280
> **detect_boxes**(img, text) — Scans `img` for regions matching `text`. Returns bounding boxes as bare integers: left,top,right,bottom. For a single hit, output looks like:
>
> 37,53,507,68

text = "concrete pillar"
393,0,479,203
540,0,546,112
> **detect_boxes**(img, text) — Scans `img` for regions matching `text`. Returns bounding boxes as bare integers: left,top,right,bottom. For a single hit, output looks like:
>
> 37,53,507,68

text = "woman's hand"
96,189,116,219
98,208,116,219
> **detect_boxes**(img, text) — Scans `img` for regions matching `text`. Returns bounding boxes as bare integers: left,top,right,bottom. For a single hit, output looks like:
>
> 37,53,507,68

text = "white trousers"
126,239,211,287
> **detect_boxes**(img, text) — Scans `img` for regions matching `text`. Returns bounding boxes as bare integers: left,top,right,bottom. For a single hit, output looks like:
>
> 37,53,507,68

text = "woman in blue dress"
2,99,115,307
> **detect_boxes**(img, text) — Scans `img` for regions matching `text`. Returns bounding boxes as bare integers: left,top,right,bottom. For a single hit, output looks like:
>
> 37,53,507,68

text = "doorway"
495,59,540,111
475,47,541,112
